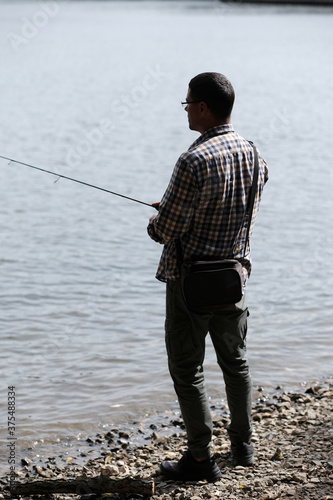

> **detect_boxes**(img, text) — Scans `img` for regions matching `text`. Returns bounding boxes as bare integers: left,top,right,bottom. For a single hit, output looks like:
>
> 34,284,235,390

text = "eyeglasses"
181,101,201,109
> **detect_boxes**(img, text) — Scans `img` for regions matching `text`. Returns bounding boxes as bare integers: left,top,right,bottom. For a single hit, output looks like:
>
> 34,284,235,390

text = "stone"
21,457,32,466
5,380,333,500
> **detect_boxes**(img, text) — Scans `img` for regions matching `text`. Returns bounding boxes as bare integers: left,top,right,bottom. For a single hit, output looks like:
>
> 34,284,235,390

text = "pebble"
20,458,32,467
103,465,119,476
1,379,332,499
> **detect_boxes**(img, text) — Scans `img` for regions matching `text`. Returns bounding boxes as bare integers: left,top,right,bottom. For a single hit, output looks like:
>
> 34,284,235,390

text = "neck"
199,119,231,134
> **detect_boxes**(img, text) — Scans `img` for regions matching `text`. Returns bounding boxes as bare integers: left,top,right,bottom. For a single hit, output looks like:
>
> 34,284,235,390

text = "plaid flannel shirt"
148,124,268,283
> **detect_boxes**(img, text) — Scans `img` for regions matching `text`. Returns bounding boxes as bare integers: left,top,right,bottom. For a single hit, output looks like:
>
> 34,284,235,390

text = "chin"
189,123,199,132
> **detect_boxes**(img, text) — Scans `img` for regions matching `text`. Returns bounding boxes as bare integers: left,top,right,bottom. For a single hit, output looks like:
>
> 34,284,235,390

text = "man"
147,72,268,482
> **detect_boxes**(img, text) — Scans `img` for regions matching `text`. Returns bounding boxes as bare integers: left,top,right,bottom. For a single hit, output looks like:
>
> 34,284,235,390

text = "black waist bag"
180,259,244,312
178,142,259,313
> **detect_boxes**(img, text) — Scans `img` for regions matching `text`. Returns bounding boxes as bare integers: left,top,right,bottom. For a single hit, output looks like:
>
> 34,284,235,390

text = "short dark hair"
189,72,235,121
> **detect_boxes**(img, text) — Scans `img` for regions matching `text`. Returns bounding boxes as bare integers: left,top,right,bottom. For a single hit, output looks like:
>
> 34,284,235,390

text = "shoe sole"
160,464,222,483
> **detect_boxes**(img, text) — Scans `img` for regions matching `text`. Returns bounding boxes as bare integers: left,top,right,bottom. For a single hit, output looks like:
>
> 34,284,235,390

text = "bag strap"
176,142,259,264
243,142,259,259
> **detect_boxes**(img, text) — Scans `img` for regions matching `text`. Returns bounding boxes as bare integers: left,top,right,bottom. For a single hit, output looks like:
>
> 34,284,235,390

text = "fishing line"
0,154,154,208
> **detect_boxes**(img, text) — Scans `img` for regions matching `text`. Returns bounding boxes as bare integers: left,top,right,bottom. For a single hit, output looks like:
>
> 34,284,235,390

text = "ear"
199,101,208,115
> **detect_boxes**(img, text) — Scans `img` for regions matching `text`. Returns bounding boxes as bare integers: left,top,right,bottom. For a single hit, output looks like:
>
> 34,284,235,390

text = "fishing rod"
0,154,154,208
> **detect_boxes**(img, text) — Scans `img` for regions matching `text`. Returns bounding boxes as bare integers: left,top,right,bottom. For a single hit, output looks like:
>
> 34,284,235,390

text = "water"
1,0,333,470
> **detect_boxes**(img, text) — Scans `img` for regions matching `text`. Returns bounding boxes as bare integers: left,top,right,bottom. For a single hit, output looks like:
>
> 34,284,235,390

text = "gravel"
1,379,332,499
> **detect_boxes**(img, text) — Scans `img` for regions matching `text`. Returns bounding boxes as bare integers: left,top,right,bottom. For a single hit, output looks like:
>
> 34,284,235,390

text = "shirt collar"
188,124,234,150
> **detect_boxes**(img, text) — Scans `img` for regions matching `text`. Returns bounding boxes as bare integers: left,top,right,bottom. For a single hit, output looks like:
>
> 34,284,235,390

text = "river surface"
0,0,332,471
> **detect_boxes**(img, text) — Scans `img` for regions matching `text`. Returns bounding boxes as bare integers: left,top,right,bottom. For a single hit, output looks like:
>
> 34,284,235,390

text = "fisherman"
147,72,268,482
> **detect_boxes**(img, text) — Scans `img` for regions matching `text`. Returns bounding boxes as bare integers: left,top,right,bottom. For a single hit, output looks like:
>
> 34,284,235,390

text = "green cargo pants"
165,279,252,459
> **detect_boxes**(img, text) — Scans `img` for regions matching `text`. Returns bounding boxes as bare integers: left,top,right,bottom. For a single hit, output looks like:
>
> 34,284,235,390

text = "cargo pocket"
165,324,197,363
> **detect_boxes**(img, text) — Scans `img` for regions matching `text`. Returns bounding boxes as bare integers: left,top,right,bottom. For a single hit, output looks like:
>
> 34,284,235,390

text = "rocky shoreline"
1,379,333,499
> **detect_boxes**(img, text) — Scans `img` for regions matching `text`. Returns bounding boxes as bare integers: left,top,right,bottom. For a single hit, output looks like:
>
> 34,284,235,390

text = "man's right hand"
152,202,160,211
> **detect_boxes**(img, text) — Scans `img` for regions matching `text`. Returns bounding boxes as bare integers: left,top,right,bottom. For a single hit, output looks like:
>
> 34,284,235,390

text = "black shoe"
231,441,254,466
160,450,221,482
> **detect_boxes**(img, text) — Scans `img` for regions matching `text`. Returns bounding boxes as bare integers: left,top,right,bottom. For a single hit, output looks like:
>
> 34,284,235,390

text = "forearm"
147,156,197,244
